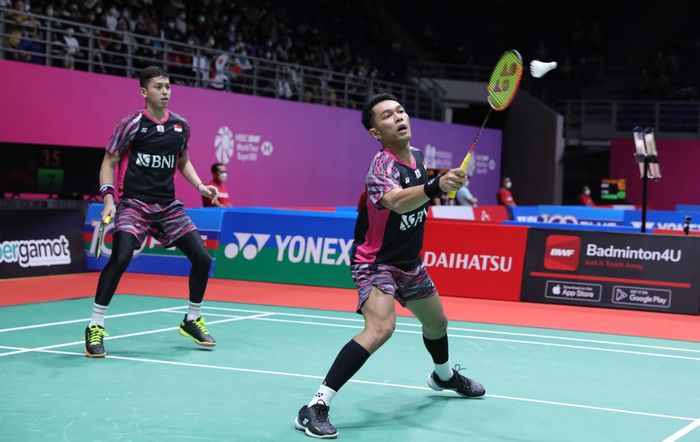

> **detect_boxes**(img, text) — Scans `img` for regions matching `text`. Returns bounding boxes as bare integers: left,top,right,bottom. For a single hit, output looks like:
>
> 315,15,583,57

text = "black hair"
361,93,399,130
139,66,169,88
211,163,225,174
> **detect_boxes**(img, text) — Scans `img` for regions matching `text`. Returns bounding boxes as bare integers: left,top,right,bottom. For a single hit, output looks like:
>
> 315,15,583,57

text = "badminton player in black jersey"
295,93,486,439
84,66,220,358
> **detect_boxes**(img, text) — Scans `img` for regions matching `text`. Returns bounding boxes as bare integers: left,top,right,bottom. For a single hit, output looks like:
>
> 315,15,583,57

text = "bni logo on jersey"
543,235,581,271
135,153,175,169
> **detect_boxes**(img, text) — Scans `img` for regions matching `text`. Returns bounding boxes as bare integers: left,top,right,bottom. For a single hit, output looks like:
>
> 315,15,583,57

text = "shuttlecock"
530,60,558,78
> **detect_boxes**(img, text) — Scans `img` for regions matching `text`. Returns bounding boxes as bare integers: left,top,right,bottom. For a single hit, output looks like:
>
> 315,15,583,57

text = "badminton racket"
448,49,523,198
95,215,111,258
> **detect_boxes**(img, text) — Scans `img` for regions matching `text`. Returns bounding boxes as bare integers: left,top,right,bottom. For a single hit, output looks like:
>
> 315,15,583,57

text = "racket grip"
447,153,473,199
103,215,111,224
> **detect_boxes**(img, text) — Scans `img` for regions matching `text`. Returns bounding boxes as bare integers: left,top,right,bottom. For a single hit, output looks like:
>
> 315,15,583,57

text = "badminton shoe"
427,364,486,398
178,315,216,347
295,401,338,439
84,324,108,358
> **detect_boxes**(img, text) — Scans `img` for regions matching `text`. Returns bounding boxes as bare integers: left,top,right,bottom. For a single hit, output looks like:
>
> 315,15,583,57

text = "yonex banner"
0,209,85,278
83,203,222,276
422,221,529,301
521,228,700,314
214,209,356,288
624,210,700,233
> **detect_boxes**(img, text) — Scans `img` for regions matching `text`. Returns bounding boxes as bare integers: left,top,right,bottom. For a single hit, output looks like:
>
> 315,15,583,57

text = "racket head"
95,215,111,258
487,49,523,111
95,223,105,258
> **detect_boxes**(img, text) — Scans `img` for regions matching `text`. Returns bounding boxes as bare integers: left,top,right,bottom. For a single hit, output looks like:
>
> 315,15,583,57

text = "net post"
641,156,649,233
632,126,661,234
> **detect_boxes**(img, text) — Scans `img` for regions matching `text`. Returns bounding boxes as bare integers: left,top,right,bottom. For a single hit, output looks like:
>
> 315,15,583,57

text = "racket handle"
446,153,473,199
103,215,111,224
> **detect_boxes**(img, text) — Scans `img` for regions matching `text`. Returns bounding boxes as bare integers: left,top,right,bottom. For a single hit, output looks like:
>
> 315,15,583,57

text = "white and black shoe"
427,364,486,398
295,401,338,439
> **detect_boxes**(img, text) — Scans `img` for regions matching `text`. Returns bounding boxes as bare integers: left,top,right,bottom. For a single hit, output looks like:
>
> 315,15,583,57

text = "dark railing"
408,61,492,82
409,60,700,141
0,7,446,120
565,101,700,141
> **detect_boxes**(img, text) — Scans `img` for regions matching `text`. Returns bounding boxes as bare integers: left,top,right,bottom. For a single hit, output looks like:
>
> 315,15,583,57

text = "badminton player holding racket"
84,66,219,358
295,93,485,439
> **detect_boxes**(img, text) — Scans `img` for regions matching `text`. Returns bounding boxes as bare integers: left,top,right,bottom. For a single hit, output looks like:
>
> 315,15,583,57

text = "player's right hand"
439,168,468,192
101,200,116,223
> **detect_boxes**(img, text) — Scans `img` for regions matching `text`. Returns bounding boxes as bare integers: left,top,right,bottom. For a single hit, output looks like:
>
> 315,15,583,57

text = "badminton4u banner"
521,229,700,314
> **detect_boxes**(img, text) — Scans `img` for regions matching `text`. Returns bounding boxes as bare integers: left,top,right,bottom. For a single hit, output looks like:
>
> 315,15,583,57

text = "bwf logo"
544,235,580,271
215,126,235,164
224,233,270,260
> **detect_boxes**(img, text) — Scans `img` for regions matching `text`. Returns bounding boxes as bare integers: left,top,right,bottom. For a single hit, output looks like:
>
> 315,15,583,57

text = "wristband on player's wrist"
99,184,115,200
424,176,443,199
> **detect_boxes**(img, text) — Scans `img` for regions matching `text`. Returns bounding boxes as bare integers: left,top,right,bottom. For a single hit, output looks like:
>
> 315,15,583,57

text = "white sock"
89,303,108,327
308,385,336,407
435,361,453,381
186,301,202,321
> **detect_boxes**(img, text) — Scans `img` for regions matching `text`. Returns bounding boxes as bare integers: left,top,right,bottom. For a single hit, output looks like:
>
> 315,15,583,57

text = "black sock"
323,340,371,392
423,334,449,365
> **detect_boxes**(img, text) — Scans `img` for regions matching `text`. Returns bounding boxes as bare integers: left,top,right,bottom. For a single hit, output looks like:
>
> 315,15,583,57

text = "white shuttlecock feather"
530,60,558,78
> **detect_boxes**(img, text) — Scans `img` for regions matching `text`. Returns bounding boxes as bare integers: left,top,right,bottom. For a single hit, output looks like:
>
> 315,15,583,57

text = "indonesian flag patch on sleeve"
174,124,183,132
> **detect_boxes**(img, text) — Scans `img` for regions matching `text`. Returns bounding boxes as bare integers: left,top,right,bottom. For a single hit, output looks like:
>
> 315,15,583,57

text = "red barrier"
652,229,700,237
422,220,529,301
474,206,509,223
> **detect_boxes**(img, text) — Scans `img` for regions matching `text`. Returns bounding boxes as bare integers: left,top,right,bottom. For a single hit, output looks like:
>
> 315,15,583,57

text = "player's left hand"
200,185,220,203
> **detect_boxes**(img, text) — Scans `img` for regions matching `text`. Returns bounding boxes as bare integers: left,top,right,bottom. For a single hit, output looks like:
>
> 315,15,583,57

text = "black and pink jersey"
107,109,190,203
352,148,430,270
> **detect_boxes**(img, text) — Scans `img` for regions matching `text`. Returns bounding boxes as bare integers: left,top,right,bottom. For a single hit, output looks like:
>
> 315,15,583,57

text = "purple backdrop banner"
0,60,502,206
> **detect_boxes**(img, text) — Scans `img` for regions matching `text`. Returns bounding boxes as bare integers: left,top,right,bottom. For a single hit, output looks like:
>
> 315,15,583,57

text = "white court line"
0,344,694,423
4,303,699,355
0,313,274,358
200,306,700,354
161,310,700,362
663,418,700,442
0,306,187,333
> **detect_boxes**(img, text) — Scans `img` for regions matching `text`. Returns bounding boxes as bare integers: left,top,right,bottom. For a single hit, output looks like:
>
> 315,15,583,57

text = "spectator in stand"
61,28,82,70
455,178,478,207
202,163,232,207
497,177,516,207
23,21,46,65
5,26,30,62
578,185,595,207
